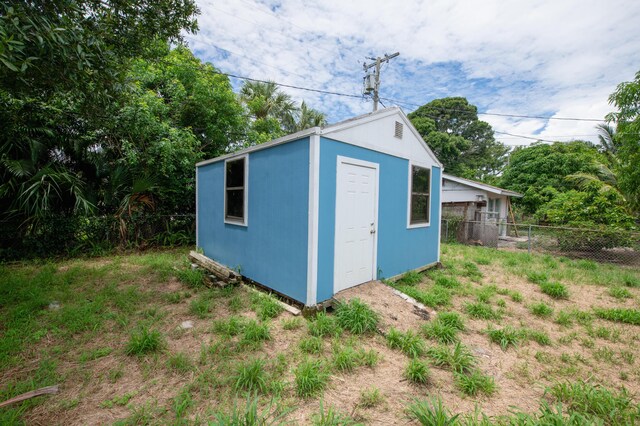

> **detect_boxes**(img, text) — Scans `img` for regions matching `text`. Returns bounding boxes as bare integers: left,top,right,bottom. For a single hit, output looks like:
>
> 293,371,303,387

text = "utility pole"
363,52,399,112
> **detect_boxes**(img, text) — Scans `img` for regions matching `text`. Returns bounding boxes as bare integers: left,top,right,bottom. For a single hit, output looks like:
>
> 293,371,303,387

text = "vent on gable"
394,121,403,139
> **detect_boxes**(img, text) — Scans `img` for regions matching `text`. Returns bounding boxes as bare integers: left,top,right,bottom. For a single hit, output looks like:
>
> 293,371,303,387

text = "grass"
300,336,324,354
548,381,639,424
608,286,633,299
530,302,554,317
312,402,361,425
539,281,570,299
308,311,342,338
332,346,360,373
295,360,330,398
422,319,459,344
404,359,430,384
358,387,383,408
397,270,423,285
394,284,452,308
334,299,379,334
594,308,640,325
167,352,193,374
251,291,284,321
464,301,500,320
4,245,640,424
386,328,426,358
487,326,521,350
406,398,459,425
234,358,268,393
455,369,496,396
125,327,164,356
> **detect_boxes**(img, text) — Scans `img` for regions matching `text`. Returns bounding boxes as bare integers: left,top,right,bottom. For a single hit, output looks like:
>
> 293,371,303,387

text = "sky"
186,0,640,147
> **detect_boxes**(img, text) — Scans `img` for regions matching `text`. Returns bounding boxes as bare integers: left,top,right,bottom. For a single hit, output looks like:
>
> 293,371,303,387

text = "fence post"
445,220,449,242
528,225,532,255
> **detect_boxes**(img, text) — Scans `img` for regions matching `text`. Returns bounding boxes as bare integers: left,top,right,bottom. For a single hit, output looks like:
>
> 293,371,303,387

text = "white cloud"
187,0,640,145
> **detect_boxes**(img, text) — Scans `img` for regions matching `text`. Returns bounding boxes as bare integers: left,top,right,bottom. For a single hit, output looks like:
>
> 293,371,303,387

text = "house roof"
443,173,523,198
196,107,443,167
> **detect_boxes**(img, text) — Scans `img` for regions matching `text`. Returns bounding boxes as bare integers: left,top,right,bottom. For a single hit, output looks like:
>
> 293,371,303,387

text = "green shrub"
540,281,569,299
404,359,430,384
125,327,164,356
335,299,379,334
295,360,330,397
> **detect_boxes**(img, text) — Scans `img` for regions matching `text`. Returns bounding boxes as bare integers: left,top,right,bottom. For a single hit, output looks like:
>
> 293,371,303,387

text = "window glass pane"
226,158,244,188
226,189,244,219
412,166,430,194
411,194,429,223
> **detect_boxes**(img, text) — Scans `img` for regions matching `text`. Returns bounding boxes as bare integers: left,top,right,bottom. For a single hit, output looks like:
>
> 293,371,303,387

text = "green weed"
281,317,303,330
608,286,632,299
406,398,459,425
464,301,500,320
312,401,361,425
300,337,324,354
167,352,193,374
422,320,458,344
175,267,206,288
251,292,284,321
234,358,268,393
308,311,342,338
539,281,569,299
487,326,521,350
404,359,430,384
455,370,496,396
358,387,383,408
335,299,379,334
594,308,640,325
189,296,211,319
125,327,164,356
530,302,553,318
295,360,330,398
332,346,360,373
397,271,423,285
240,320,271,347
386,328,426,358
527,271,549,285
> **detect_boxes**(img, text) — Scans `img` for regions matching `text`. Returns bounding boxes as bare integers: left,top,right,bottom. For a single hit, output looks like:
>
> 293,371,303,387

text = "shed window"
225,157,246,224
410,165,430,224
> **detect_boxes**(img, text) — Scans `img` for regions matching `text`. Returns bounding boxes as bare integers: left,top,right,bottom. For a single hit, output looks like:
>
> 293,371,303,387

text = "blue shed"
196,107,443,306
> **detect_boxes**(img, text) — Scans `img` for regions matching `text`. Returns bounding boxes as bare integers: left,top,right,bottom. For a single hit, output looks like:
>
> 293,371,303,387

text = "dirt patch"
333,280,434,333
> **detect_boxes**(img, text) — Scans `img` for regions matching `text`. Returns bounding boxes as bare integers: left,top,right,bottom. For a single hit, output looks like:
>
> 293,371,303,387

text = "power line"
209,44,310,80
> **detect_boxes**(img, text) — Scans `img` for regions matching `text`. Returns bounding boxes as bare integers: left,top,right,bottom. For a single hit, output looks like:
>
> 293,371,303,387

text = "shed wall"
316,137,441,303
196,138,310,303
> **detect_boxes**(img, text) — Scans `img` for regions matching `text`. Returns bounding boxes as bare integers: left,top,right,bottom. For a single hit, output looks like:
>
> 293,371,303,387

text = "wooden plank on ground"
242,284,301,316
188,251,238,281
0,385,59,408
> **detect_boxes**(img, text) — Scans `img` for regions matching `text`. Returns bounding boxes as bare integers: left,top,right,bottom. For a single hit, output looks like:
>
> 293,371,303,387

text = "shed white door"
334,157,378,293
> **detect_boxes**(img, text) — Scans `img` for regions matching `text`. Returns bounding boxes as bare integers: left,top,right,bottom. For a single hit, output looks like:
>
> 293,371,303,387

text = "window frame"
407,162,431,228
224,154,248,226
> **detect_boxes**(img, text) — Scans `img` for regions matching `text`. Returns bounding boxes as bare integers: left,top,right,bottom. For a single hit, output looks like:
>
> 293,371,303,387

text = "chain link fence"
441,218,640,266
0,213,196,261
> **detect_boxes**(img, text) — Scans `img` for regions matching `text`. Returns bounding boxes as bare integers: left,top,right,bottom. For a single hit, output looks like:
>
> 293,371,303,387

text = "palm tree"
291,101,327,132
239,81,298,125
596,123,619,158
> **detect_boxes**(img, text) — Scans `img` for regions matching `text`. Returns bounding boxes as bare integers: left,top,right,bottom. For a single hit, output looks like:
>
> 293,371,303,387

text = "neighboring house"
441,173,522,235
196,107,443,306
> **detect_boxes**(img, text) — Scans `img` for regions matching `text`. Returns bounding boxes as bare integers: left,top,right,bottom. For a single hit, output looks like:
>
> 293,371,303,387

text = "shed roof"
443,173,523,198
196,107,442,167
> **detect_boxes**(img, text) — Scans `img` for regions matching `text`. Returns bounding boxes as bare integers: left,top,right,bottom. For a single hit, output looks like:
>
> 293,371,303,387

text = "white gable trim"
196,107,444,168
443,174,522,198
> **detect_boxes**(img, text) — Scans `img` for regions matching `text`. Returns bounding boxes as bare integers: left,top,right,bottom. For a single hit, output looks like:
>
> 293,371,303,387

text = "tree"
0,1,200,226
408,97,508,180
500,141,609,214
240,80,298,143
607,70,640,213
291,101,327,132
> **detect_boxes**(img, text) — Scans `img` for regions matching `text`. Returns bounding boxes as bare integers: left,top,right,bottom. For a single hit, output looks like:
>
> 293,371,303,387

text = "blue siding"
317,137,441,302
197,138,310,303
